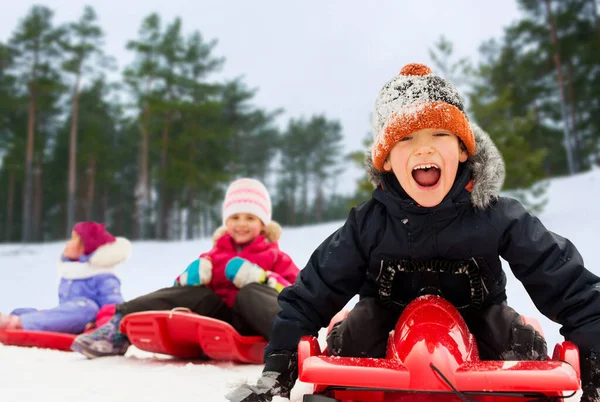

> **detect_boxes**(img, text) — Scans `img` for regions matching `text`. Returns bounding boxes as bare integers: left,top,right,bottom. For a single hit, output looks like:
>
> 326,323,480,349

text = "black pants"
116,283,280,340
326,297,547,360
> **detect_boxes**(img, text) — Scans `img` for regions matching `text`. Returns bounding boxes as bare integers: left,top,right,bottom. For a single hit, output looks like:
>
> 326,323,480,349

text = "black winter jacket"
267,125,600,359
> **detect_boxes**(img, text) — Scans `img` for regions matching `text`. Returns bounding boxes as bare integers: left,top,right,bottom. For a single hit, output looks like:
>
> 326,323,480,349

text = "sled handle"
169,307,192,318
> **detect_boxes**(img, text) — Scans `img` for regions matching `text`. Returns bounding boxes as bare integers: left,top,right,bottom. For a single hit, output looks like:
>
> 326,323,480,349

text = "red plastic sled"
299,295,581,401
120,310,267,364
0,330,76,351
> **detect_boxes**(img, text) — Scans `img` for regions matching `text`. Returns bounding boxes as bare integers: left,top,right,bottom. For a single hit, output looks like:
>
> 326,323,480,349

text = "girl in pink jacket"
71,178,299,359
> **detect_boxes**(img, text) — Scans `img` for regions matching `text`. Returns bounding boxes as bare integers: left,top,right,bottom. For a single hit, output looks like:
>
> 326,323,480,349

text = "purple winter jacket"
12,237,132,334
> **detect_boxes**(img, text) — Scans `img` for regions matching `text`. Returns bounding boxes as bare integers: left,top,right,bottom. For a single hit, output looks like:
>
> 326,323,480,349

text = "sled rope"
430,363,476,402
430,363,579,401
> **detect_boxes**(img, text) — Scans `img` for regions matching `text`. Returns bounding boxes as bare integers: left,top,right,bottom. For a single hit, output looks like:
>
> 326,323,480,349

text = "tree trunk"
134,79,152,240
231,105,238,176
314,182,324,222
288,186,296,226
116,183,125,235
101,184,108,223
22,86,36,242
33,159,43,241
186,141,197,240
544,0,577,174
566,61,582,169
202,201,210,238
85,154,97,220
157,109,172,240
301,170,308,225
67,75,81,235
176,203,183,240
6,169,15,242
187,185,196,240
592,0,600,40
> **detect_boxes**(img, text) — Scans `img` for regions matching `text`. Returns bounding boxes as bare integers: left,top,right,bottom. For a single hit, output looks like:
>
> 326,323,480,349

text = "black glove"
476,304,547,361
225,349,298,402
580,350,600,402
500,319,547,361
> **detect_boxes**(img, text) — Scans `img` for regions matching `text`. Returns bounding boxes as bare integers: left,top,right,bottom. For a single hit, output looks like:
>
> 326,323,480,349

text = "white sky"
0,1,521,193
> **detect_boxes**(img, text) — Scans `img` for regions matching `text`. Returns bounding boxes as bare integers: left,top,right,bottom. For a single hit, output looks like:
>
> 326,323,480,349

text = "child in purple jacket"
0,222,132,334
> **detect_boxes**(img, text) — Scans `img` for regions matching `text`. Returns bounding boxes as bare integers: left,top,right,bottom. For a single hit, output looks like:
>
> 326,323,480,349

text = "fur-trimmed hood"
364,123,505,209
88,237,132,267
58,237,132,280
211,221,283,244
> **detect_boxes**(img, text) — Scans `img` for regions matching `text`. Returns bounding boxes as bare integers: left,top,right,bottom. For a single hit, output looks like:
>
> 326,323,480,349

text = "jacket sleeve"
96,275,125,306
492,197,600,355
266,205,372,354
270,250,300,285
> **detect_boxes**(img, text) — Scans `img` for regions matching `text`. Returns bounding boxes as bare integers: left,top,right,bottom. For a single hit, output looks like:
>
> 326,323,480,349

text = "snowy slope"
0,168,599,401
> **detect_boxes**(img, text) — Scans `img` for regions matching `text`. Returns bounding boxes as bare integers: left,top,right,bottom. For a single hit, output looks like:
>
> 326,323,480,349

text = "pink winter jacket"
201,231,299,308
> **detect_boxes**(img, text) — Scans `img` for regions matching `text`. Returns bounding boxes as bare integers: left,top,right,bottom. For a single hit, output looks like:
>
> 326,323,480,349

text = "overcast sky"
1,1,521,193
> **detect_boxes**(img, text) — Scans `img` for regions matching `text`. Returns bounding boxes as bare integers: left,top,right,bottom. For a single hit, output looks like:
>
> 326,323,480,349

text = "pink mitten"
264,271,292,293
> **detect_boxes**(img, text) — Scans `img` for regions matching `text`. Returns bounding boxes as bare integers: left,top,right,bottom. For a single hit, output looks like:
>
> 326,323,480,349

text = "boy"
227,64,600,402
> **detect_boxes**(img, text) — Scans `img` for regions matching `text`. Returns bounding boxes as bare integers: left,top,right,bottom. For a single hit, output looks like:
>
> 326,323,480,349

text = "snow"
1,168,599,401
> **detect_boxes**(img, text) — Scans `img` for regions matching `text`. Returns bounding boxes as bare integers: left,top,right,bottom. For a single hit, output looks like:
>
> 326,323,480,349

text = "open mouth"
412,164,441,187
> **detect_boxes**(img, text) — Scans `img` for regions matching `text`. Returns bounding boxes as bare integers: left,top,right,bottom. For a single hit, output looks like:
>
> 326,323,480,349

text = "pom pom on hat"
222,178,272,226
399,63,432,76
370,63,476,171
73,222,116,256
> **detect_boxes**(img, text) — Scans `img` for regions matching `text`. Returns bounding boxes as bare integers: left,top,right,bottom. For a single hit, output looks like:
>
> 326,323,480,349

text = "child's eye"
400,136,412,141
434,133,449,137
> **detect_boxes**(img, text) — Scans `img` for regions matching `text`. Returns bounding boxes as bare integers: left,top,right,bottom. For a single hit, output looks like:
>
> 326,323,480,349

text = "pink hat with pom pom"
73,222,116,256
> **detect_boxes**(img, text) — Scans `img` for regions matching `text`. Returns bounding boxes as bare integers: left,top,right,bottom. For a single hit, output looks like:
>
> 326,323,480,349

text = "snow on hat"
370,63,476,172
73,222,116,256
222,178,272,226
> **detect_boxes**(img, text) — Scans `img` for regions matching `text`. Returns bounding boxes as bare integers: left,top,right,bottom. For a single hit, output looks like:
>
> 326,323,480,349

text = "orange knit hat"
371,63,476,171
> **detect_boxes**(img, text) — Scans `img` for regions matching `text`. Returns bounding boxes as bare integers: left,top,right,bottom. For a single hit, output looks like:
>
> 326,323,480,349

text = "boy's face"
225,213,265,244
383,128,468,207
64,231,84,260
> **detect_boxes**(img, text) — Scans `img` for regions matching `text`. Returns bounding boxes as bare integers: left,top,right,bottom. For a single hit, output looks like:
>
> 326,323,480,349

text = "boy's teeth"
413,164,436,170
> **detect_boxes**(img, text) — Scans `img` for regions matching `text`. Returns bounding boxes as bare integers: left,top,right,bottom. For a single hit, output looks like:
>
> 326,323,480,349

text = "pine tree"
9,6,63,241
60,5,113,234
124,13,162,239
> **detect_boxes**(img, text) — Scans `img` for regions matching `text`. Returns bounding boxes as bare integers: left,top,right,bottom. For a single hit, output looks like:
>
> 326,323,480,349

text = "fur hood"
364,123,505,209
88,237,132,267
58,237,132,280
211,221,283,244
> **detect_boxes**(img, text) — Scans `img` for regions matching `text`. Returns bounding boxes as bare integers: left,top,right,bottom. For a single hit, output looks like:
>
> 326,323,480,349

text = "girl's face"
64,231,84,260
225,213,265,245
383,128,468,207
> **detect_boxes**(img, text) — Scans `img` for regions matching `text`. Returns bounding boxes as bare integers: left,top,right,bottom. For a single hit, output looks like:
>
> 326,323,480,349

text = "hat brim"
372,102,475,172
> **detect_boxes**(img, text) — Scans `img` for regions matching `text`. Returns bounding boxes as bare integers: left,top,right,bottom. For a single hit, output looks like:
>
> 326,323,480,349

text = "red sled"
0,304,116,352
299,295,581,402
0,330,76,351
120,310,267,364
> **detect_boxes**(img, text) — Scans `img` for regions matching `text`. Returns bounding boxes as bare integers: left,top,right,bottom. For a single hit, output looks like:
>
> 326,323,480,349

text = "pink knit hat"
73,222,116,256
222,178,272,226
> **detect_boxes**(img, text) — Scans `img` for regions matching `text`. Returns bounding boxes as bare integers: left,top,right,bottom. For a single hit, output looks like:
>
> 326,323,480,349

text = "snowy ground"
0,168,599,401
